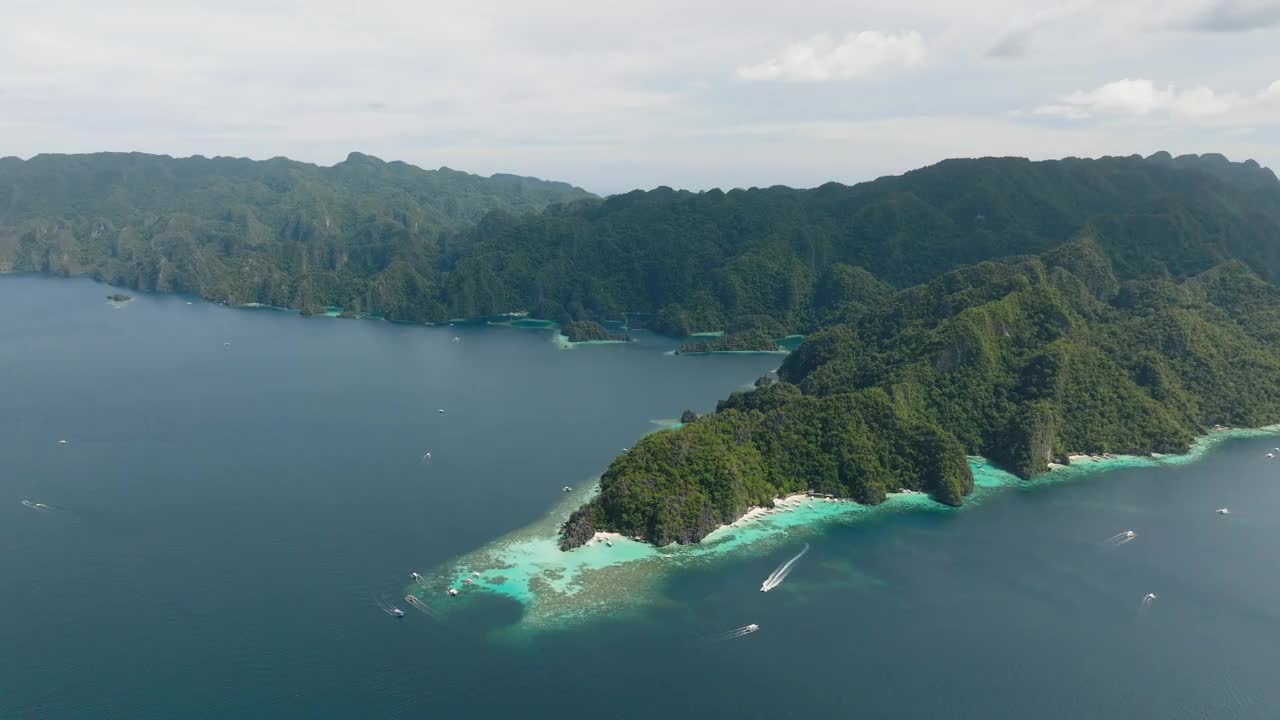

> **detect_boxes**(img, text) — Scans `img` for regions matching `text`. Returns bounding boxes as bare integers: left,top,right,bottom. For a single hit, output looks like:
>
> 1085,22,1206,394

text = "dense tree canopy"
452,151,1280,333
0,151,593,320
6,151,1277,334
559,153,1280,547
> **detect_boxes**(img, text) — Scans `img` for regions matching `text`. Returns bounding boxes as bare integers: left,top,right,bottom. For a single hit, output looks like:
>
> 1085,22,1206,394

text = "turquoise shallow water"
7,275,1280,719
422,429,1278,629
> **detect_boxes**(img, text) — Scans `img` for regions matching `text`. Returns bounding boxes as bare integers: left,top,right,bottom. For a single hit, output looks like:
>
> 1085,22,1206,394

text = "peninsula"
558,153,1280,548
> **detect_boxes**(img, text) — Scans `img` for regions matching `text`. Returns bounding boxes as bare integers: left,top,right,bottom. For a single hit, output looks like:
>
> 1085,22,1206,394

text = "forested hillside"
0,151,592,319
451,152,1280,333
562,244,1280,548
4,152,1277,332
558,154,1280,548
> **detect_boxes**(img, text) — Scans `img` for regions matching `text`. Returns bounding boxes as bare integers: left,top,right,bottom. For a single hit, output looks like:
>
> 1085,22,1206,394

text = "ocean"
4,275,1280,719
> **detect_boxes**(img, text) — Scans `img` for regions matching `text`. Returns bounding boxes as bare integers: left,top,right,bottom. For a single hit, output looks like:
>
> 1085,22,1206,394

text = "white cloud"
1033,104,1091,120
1,1,1279,192
736,31,926,82
1033,78,1280,123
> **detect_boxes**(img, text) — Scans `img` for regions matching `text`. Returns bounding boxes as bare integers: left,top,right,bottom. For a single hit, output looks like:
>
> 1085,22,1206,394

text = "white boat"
1217,508,1231,514
747,623,759,631
447,588,460,596
472,571,482,578
388,607,405,618
563,486,572,492
437,409,445,414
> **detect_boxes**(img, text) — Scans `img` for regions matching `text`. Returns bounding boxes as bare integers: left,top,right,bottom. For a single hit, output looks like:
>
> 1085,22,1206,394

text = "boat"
447,588,459,596
388,607,405,618
472,571,482,578
1217,508,1231,514
606,540,613,547
562,486,572,492
463,578,473,585
437,409,445,414
747,623,759,631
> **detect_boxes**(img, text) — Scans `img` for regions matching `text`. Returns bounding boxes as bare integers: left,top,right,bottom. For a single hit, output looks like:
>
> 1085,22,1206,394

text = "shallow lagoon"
6,275,1280,719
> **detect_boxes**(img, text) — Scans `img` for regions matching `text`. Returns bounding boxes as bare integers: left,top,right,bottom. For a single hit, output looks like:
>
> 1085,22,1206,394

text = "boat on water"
747,623,759,631
562,486,572,492
1217,508,1231,514
388,607,405,618
447,588,460,596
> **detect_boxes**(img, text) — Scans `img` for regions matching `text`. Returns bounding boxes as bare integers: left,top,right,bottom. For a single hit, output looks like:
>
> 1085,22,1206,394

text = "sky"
2,0,1279,194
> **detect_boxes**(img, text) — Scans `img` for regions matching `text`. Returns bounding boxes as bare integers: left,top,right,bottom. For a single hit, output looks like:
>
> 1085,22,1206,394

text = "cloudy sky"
3,0,1279,193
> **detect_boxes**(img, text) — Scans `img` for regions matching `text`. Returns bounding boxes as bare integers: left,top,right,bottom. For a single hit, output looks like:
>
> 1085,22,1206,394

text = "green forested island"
674,315,788,353
560,320,630,342
6,149,1280,548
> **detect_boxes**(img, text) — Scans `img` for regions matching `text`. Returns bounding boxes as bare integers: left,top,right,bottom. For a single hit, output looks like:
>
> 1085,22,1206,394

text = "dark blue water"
5,275,1280,719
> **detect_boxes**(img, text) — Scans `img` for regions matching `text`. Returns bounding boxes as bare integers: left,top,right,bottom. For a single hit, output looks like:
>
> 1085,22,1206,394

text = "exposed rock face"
559,506,598,550
996,400,1057,478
